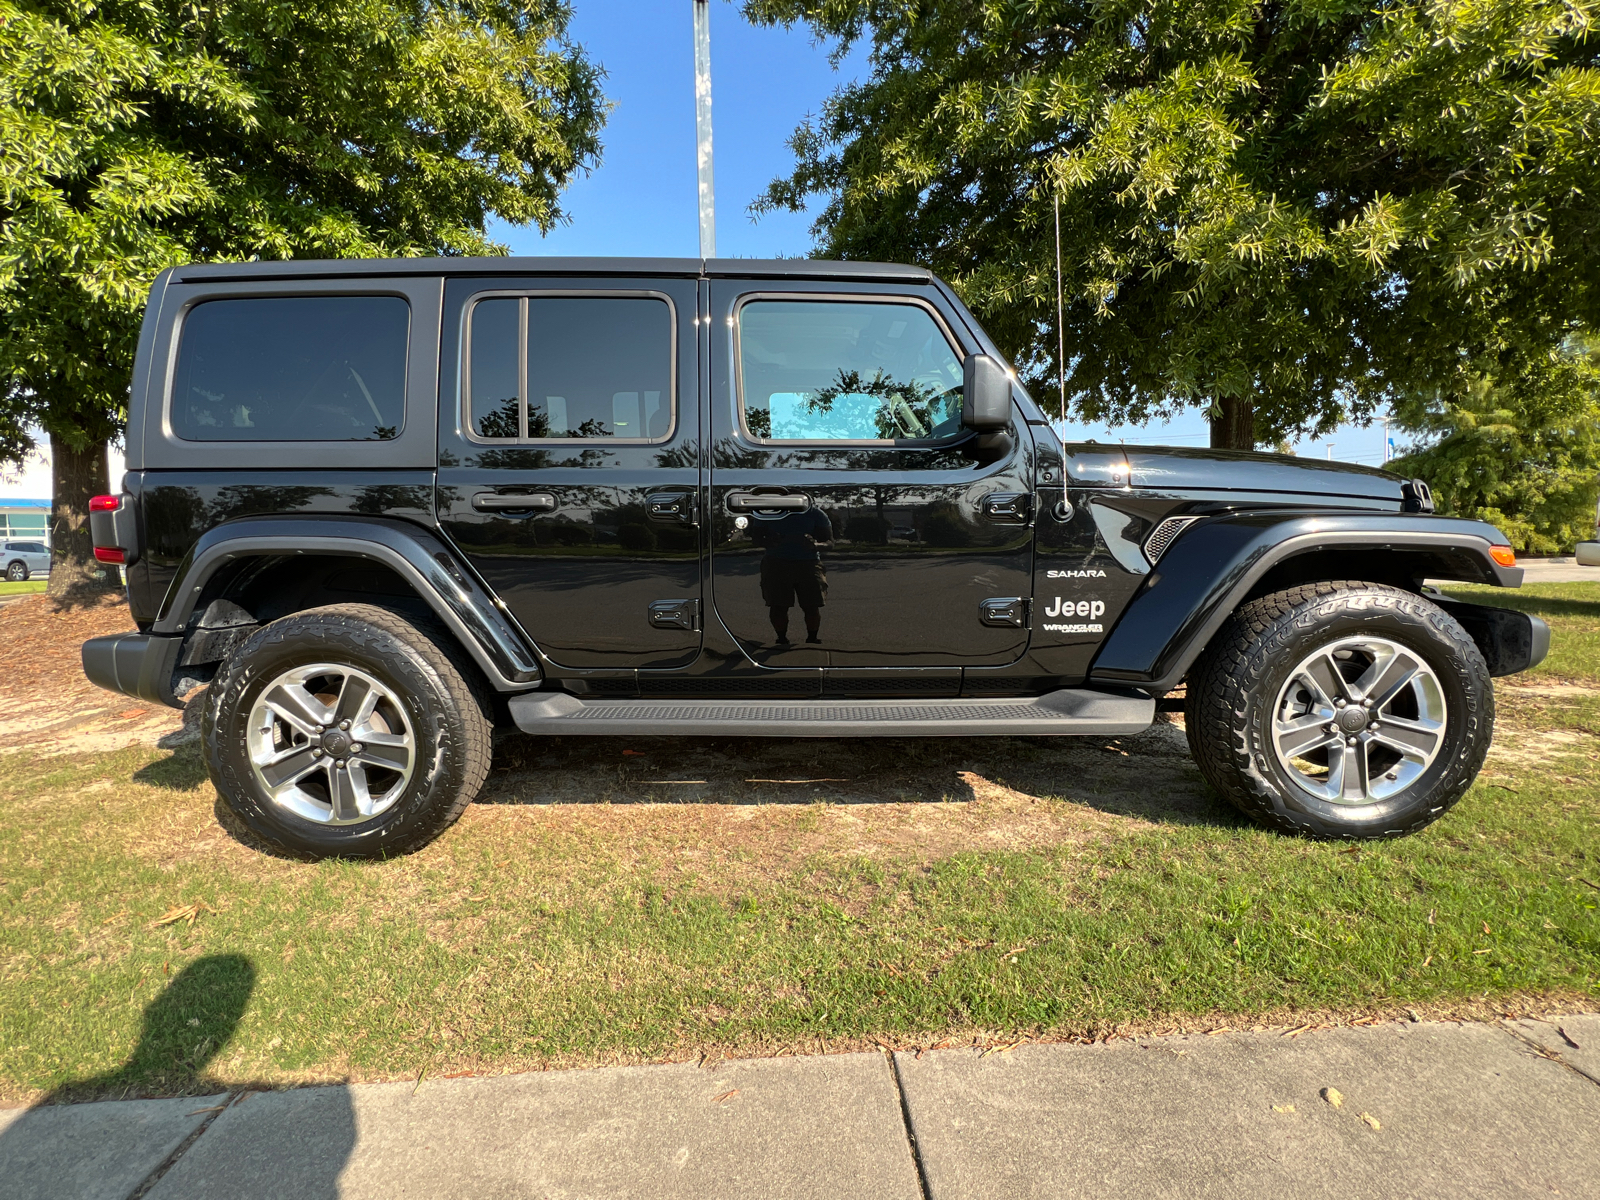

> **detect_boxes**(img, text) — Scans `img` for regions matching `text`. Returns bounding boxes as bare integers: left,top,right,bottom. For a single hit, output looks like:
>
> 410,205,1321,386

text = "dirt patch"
0,591,1582,878
1487,728,1597,768
0,594,185,753
1502,683,1600,698
438,719,1211,895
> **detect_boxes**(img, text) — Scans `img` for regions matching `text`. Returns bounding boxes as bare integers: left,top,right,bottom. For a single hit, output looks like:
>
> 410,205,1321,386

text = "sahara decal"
1046,568,1107,579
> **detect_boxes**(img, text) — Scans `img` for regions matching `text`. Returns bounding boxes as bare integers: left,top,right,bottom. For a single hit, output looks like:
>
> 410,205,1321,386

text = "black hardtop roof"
169,256,935,285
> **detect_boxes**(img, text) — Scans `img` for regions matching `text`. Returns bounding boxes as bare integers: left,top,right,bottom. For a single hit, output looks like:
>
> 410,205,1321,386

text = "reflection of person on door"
750,508,832,644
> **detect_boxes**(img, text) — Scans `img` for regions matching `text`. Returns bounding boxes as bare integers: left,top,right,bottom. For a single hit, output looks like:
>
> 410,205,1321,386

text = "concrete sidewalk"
1,1015,1596,1200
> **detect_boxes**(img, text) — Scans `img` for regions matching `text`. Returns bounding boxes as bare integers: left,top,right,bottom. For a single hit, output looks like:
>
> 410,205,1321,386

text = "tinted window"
469,298,521,439
465,296,673,441
738,300,964,442
173,297,409,441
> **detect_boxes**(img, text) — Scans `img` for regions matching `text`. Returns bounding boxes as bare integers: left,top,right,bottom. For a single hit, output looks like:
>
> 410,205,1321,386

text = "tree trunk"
46,432,117,601
1209,396,1256,451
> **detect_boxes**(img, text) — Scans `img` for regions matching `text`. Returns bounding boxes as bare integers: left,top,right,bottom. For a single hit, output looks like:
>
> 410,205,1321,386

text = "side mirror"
962,354,1011,431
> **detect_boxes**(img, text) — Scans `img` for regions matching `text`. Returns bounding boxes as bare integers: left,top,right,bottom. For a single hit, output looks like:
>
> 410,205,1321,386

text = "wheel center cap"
1337,706,1370,733
320,730,351,757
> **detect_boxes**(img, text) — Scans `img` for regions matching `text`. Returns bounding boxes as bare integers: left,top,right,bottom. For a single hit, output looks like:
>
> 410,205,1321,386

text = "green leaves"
747,0,1600,446
0,0,605,454
1392,336,1600,553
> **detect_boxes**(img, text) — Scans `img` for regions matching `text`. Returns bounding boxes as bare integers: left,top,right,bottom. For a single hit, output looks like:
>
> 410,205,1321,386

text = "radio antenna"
1054,192,1066,432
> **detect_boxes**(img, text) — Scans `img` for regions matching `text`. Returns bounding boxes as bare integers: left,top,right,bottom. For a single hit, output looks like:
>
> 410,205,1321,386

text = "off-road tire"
203,603,492,859
1185,581,1494,839
5,561,26,582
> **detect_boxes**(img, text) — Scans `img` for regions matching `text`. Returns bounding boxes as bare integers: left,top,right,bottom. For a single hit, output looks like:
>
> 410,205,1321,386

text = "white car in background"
1579,501,1600,566
3,540,50,581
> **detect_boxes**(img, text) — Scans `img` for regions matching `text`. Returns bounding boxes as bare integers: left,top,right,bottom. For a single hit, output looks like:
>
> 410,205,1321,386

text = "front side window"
737,300,965,443
466,295,674,441
172,296,409,441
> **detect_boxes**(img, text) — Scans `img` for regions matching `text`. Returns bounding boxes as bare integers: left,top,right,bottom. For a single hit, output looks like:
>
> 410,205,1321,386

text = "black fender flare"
153,515,541,689
1087,511,1522,693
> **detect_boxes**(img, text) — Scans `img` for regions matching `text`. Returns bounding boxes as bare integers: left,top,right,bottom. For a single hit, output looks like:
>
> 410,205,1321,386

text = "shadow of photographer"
0,954,356,1200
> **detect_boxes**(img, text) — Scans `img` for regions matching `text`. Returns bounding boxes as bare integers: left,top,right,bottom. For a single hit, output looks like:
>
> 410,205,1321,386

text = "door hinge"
980,597,1030,628
981,492,1034,523
647,491,698,525
648,598,701,631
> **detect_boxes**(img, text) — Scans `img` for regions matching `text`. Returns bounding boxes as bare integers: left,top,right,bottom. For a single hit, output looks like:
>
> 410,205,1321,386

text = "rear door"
436,276,703,669
707,281,1035,668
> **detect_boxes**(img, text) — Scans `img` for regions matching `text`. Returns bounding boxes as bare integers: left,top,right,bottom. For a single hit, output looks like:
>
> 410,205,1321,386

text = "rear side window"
737,299,965,442
466,295,674,441
172,296,410,441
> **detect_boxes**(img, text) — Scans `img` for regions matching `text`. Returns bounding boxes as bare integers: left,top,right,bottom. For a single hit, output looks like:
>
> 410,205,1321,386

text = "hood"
1064,444,1406,503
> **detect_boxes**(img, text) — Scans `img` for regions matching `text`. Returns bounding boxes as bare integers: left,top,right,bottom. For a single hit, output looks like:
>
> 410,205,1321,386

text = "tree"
0,0,603,596
1390,335,1600,554
744,0,1600,450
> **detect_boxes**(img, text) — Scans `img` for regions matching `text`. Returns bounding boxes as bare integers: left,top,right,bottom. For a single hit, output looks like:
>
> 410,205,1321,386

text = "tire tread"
1184,581,1493,839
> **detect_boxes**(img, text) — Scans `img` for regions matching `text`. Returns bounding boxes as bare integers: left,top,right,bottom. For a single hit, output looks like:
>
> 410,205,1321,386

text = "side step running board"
507,687,1154,738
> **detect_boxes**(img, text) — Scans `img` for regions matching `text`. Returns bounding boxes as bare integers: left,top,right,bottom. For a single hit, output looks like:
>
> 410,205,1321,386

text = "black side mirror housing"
962,354,1012,431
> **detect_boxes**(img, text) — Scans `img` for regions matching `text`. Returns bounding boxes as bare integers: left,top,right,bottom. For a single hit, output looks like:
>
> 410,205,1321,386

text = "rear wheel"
1185,582,1494,839
5,561,26,582
203,603,491,858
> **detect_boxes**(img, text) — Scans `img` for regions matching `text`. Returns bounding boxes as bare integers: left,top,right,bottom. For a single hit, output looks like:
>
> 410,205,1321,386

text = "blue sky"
492,0,1388,465
0,0,1386,500
490,1,860,261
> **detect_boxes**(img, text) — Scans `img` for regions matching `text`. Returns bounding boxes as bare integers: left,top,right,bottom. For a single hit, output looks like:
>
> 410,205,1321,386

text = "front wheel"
203,604,492,859
1185,582,1494,839
5,561,26,582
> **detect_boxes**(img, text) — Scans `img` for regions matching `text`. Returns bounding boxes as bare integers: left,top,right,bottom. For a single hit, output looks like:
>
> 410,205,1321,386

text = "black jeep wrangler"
82,257,1548,858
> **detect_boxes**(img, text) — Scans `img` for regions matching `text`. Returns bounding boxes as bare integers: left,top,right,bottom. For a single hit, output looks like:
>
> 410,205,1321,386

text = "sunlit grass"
0,586,1594,1103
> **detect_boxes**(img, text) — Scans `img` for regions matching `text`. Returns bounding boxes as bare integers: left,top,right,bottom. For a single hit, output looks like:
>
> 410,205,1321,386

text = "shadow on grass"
478,725,1245,831
132,744,210,791
15,955,255,1104
0,956,357,1197
1441,586,1600,621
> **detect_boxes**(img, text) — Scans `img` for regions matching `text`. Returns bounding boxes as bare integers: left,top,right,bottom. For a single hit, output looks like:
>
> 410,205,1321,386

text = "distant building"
0,499,49,542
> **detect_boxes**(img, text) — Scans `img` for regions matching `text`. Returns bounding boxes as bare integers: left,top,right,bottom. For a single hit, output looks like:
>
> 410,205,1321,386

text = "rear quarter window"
171,296,409,441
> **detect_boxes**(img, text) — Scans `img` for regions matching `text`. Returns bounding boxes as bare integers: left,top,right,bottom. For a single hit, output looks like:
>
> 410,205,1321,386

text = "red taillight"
93,546,125,564
90,494,121,512
1490,545,1517,568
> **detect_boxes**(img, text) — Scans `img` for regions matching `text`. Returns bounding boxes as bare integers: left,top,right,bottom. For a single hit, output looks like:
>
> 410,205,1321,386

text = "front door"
437,277,702,670
708,282,1034,668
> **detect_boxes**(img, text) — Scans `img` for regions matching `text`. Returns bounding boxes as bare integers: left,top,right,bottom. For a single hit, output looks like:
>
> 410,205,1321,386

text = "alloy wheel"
246,663,415,825
1271,637,1448,805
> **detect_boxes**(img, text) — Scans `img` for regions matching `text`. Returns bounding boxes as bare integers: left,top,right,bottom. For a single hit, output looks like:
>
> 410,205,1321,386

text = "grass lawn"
0,581,47,597
0,584,1594,1104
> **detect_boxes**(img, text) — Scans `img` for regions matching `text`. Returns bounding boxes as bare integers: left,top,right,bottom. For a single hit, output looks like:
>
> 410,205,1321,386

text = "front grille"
1143,516,1201,564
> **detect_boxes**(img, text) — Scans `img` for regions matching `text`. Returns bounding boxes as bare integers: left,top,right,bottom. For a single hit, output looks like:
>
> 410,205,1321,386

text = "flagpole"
693,0,716,259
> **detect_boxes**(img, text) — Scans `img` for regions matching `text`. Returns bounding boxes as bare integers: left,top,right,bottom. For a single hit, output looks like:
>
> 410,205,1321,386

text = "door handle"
727,492,810,512
980,492,1033,522
472,492,556,513
647,491,698,524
